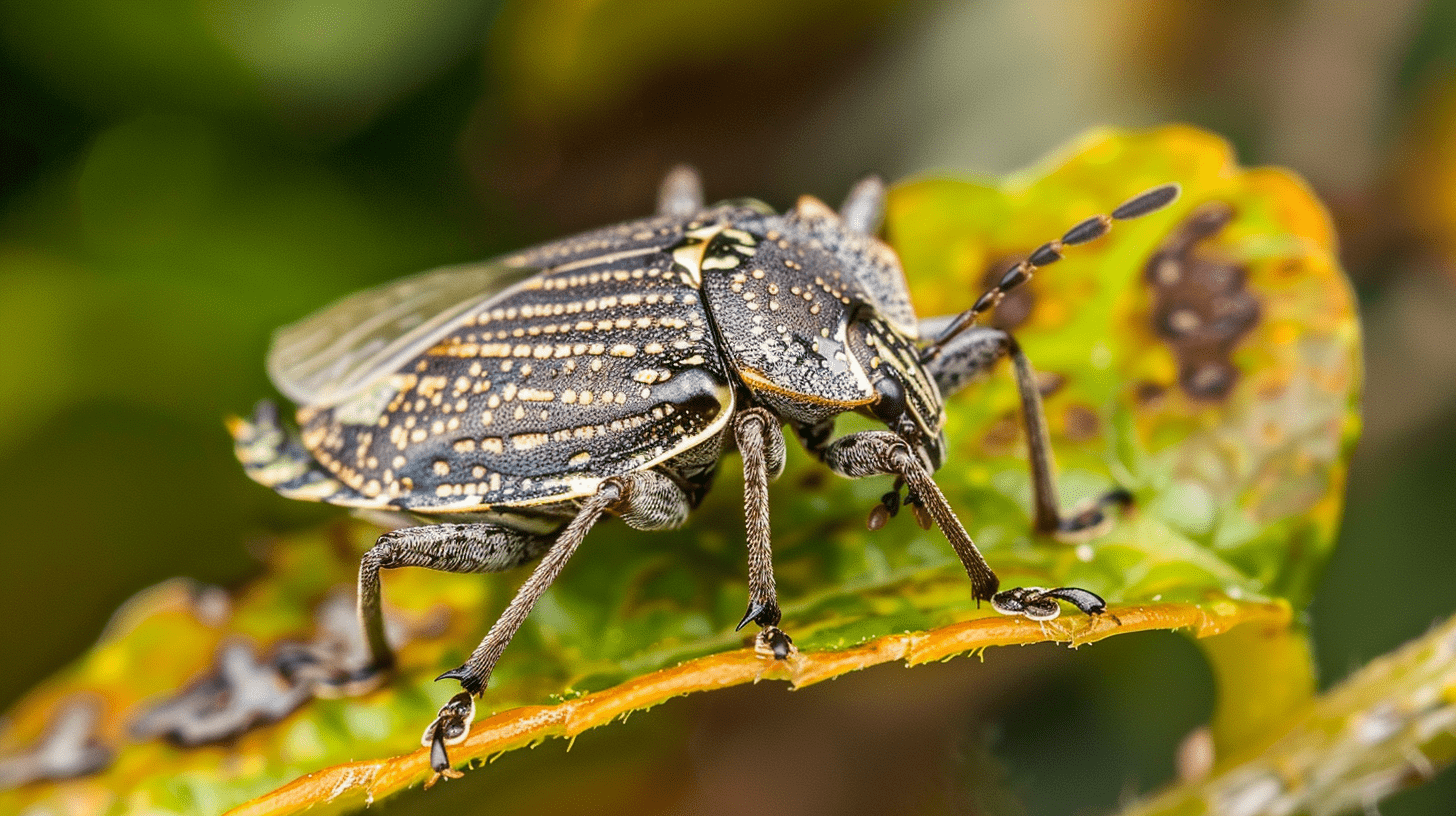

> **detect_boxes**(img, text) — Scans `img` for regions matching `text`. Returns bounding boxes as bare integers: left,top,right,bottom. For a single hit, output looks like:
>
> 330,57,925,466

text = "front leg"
820,430,999,601
820,431,1111,621
732,408,794,659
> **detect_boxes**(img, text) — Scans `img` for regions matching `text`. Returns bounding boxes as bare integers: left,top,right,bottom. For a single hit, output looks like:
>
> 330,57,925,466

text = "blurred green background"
3,1,1456,814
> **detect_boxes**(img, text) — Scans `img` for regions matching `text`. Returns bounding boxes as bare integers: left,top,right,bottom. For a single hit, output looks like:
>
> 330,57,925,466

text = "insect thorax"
694,206,947,464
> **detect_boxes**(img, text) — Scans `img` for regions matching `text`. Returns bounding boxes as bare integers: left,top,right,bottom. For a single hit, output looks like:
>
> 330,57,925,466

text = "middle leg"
921,323,1131,540
435,469,691,695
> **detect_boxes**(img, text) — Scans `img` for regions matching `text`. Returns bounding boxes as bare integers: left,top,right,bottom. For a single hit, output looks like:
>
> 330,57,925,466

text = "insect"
231,167,1178,779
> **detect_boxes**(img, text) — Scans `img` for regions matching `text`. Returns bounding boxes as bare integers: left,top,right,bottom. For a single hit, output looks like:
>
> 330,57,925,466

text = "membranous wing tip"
267,260,539,407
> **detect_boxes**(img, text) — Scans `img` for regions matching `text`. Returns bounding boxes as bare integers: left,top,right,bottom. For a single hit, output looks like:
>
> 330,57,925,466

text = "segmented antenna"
920,183,1181,361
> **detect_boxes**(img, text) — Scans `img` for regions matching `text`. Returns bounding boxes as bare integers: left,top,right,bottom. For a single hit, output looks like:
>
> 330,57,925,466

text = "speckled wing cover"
264,214,740,513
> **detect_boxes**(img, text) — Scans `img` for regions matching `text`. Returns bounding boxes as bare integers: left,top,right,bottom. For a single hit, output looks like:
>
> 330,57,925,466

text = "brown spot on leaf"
1145,202,1261,400
130,639,315,748
1182,361,1237,400
129,590,434,748
1035,371,1067,398
981,414,1020,453
0,696,113,789
1063,404,1101,442
1133,381,1167,406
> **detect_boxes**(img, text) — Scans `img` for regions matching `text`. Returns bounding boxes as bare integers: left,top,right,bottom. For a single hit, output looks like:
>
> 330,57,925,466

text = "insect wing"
267,260,539,407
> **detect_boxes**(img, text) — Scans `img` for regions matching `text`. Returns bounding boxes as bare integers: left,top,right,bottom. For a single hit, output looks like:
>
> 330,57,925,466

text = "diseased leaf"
0,126,1359,815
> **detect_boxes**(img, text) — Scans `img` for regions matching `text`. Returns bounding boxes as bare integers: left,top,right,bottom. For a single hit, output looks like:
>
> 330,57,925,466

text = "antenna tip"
1112,183,1181,220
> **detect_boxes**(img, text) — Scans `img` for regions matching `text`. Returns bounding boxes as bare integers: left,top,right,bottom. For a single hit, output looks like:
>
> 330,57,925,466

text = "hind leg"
424,471,693,778
433,470,691,696
355,523,553,685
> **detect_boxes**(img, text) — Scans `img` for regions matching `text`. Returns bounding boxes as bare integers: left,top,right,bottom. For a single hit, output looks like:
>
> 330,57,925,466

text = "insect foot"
736,599,781,632
423,691,476,787
990,586,1115,623
434,665,486,696
754,627,797,661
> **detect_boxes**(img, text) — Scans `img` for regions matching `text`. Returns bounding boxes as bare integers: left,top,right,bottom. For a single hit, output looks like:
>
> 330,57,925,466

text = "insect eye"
871,374,907,422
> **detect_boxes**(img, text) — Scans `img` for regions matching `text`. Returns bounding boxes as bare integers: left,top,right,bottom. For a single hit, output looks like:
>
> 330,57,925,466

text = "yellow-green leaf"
0,125,1359,816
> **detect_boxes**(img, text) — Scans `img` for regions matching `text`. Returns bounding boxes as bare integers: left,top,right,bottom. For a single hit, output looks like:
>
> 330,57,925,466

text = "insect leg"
1004,334,1132,539
793,417,836,460
732,408,794,659
421,474,672,778
991,586,1117,624
358,523,554,680
917,324,1010,399
436,480,625,696
921,323,1130,540
819,430,1000,601
819,431,1112,621
614,469,694,532
657,165,704,217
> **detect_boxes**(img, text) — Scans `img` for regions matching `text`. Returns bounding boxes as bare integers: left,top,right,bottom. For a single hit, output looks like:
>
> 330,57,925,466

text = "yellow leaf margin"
227,599,1288,815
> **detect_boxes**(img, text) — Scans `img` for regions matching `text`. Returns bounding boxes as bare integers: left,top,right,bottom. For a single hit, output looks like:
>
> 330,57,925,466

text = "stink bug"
231,167,1179,777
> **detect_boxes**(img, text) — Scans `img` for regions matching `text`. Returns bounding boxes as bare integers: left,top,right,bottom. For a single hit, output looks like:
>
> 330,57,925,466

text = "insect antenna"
919,183,1181,361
